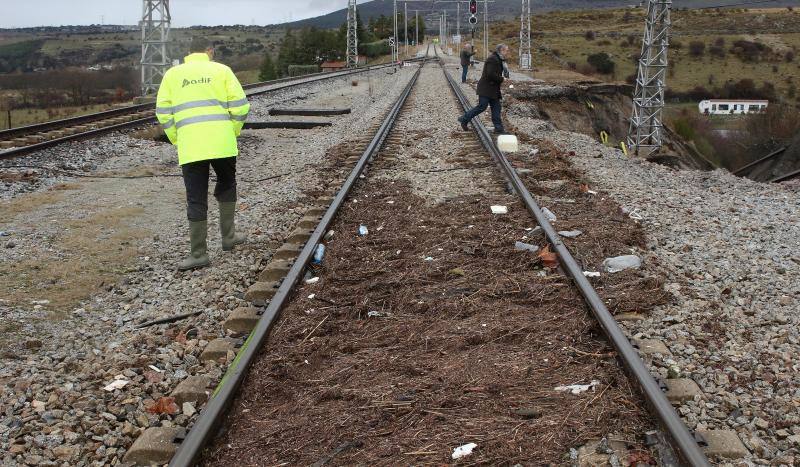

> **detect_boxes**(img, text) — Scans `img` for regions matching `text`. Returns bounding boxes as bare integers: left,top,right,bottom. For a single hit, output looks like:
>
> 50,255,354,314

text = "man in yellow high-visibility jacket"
156,37,250,271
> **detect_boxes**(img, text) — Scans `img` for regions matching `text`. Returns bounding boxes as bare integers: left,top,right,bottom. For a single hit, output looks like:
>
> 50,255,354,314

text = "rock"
601,255,641,273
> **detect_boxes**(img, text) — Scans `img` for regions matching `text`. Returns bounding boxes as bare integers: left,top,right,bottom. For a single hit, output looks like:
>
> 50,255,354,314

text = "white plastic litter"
542,207,557,222
602,255,642,273
103,375,129,392
491,205,508,214
558,230,583,238
555,380,600,395
358,225,369,236
308,294,316,299
583,271,601,278
497,134,519,153
305,277,320,284
148,365,164,373
452,443,478,459
424,256,434,261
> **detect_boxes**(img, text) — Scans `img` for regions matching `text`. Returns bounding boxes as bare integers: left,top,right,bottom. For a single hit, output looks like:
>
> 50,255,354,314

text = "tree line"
259,13,426,81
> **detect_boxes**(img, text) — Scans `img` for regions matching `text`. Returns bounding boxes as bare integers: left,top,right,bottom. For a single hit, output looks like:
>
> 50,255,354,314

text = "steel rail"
770,167,800,183
731,146,787,176
0,61,412,142
168,59,427,467
0,61,414,160
439,59,711,466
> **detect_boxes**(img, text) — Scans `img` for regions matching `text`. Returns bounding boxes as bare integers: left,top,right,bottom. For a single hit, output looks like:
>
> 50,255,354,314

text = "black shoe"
495,128,507,135
459,119,469,131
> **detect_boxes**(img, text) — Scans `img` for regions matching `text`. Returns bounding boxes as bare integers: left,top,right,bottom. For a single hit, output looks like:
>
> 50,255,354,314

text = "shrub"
786,51,795,63
709,46,725,58
584,30,596,41
689,41,706,57
587,52,615,74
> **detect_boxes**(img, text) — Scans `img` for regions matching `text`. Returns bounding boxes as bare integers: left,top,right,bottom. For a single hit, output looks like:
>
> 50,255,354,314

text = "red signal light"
469,0,478,15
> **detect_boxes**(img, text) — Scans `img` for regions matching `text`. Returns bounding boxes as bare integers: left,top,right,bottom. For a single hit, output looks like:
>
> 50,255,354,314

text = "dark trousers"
181,157,237,222
460,95,504,132
461,65,469,83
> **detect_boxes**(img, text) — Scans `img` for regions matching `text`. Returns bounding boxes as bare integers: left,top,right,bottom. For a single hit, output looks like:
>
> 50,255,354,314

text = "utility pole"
483,0,489,60
140,0,171,96
457,2,460,41
393,0,398,63
627,0,671,156
519,0,532,70
415,10,419,48
346,0,358,67
405,2,408,56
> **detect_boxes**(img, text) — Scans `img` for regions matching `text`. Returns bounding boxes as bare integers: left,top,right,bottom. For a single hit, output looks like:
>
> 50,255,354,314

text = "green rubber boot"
219,202,246,251
178,220,210,271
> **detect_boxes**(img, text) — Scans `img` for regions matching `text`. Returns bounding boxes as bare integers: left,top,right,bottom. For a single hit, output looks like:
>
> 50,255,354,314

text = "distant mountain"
281,0,798,29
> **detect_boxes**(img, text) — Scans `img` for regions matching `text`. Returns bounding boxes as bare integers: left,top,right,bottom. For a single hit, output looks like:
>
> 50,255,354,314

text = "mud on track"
203,68,656,465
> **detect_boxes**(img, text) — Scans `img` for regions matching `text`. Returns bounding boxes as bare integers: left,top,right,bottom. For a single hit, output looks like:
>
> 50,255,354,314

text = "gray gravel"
0,66,416,466
509,113,800,467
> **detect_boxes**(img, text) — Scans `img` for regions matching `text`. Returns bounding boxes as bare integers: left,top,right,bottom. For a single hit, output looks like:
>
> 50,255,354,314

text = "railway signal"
469,0,477,14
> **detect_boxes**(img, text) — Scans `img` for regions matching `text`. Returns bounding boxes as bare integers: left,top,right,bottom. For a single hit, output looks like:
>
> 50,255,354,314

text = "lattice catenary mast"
627,0,671,156
346,0,359,67
519,0,532,70
140,0,171,96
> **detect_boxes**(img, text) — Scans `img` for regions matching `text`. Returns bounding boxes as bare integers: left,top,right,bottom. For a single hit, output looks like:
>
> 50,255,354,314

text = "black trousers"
181,157,237,222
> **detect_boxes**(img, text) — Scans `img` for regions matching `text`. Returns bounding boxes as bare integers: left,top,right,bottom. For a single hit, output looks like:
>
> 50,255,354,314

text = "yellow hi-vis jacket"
155,53,250,165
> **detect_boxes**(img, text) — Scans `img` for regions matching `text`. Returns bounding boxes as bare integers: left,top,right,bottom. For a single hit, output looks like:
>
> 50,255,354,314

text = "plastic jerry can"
497,134,519,153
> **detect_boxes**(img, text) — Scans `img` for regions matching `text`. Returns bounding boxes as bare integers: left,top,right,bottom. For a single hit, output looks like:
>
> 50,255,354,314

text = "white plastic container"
497,134,519,153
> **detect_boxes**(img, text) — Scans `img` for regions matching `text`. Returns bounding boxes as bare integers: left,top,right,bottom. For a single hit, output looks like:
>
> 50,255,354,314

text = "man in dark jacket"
459,43,475,83
458,44,510,134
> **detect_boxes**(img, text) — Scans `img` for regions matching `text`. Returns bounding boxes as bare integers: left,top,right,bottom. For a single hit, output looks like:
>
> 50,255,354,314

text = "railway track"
0,61,411,160
111,46,723,465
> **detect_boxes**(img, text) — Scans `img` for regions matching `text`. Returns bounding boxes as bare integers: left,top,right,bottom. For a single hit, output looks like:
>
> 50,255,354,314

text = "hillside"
283,0,799,29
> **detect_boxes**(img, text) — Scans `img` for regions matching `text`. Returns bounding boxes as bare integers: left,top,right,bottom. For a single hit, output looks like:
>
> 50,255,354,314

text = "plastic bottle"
312,244,325,265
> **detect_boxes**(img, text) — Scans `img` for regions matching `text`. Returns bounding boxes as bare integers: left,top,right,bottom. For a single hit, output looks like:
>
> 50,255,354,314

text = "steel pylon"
627,0,671,156
140,0,171,96
519,0,532,70
346,0,359,67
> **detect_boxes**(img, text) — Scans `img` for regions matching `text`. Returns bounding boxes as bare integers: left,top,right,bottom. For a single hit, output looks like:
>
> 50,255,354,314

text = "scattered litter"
30,300,50,305
558,230,583,238
583,271,601,278
538,245,559,269
312,244,326,265
304,359,309,364
103,375,129,392
324,230,335,241
509,84,514,89
602,255,642,273
555,380,600,395
367,311,386,318
358,225,369,236
308,294,316,300
588,190,598,195
622,206,643,220
497,134,519,152
452,443,478,459
148,365,164,373
305,277,320,284
529,148,539,157
542,207,557,222
146,397,178,415
491,205,508,214
0,231,9,237
424,256,434,261
448,268,466,276
377,225,384,231
514,241,539,253
396,250,402,255
387,200,395,204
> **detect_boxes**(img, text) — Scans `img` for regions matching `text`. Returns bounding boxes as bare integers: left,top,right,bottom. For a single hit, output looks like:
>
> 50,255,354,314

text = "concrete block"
273,243,303,260
305,207,327,216
633,338,671,355
258,260,293,282
224,307,260,333
615,312,645,322
699,430,749,459
170,376,212,405
200,338,237,362
244,281,280,301
122,427,184,465
664,378,703,404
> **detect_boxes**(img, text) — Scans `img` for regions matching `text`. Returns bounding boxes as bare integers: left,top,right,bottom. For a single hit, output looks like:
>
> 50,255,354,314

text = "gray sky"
0,0,350,28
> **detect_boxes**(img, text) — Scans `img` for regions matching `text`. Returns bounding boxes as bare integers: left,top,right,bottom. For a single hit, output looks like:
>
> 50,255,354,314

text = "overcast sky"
0,0,350,28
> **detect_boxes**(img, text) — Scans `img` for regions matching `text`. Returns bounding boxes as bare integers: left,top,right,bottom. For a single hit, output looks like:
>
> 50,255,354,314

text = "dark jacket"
476,51,505,99
460,49,475,66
